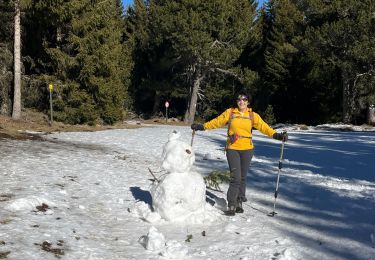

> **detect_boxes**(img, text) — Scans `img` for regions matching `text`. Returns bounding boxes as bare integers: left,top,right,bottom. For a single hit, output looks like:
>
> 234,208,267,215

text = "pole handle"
191,130,195,147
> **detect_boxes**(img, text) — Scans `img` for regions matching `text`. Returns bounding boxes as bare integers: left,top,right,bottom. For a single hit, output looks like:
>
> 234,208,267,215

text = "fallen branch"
148,168,160,182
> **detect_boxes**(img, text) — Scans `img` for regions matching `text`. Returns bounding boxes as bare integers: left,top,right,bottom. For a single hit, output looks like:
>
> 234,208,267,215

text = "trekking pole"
191,130,196,146
268,132,286,217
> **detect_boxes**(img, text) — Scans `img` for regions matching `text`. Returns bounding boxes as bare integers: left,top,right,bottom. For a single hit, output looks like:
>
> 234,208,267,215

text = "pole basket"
267,211,277,217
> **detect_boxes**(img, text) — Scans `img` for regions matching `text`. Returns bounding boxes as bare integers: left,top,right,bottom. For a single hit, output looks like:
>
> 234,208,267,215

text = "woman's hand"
273,132,288,142
191,123,205,131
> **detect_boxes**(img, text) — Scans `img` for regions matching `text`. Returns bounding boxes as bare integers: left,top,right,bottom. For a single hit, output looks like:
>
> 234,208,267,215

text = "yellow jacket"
203,108,276,150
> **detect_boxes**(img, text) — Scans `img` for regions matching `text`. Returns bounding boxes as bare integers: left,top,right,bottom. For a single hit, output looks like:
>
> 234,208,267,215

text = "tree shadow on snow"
194,130,375,260
251,133,375,259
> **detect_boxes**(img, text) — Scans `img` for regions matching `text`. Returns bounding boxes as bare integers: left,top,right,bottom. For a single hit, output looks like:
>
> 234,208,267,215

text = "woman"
191,91,287,216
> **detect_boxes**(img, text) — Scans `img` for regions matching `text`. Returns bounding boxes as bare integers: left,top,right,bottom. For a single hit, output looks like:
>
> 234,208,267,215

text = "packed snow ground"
1,124,375,259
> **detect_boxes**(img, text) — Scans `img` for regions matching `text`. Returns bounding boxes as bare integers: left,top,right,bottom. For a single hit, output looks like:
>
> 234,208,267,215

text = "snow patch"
140,226,165,251
4,196,56,212
139,227,189,258
130,201,162,223
160,240,189,258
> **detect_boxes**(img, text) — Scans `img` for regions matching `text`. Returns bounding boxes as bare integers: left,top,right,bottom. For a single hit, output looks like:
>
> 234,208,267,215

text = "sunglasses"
237,97,248,102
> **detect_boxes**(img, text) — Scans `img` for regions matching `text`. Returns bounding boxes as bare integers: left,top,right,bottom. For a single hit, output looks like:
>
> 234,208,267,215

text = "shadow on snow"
130,186,152,207
194,130,375,260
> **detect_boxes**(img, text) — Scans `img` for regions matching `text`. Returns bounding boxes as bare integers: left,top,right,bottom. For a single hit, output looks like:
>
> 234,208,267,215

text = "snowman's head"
161,131,195,173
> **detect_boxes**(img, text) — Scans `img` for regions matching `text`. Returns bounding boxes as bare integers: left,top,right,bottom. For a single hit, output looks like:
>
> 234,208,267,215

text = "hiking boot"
235,201,244,213
235,207,244,213
224,206,236,216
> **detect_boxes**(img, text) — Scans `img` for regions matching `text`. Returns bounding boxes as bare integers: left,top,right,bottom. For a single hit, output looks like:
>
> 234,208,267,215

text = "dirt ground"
0,109,141,140
0,109,189,140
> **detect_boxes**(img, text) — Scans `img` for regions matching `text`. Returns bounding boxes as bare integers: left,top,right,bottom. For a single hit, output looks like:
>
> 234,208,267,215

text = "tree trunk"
56,26,62,47
12,0,21,120
0,45,13,115
184,70,205,124
152,91,160,116
0,71,13,115
342,68,354,124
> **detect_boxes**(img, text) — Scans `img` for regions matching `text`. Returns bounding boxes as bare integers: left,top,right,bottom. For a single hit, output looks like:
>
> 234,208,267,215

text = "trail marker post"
49,83,53,125
165,101,169,123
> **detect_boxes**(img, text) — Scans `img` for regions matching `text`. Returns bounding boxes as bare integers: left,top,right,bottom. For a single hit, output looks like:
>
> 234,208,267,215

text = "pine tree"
125,0,168,116
259,0,304,122
0,0,14,115
302,0,375,123
27,0,129,124
0,0,33,119
131,0,258,123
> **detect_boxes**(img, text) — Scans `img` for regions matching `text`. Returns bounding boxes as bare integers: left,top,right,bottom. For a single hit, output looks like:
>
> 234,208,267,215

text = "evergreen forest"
1,0,374,126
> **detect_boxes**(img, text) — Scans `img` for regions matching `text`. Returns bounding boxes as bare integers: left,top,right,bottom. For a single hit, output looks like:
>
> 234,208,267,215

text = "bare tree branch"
210,67,244,83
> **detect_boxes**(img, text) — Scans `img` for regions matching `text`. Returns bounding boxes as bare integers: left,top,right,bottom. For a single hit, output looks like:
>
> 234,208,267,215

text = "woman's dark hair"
232,90,252,108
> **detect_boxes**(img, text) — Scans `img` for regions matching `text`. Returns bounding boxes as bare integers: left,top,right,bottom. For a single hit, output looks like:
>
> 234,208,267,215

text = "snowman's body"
150,131,206,222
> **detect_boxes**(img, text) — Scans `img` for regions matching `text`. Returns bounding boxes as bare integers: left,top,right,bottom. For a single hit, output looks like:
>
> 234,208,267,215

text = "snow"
1,124,375,259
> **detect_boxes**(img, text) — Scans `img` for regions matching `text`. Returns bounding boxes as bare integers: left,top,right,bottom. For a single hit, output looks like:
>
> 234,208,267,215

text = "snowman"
150,130,207,222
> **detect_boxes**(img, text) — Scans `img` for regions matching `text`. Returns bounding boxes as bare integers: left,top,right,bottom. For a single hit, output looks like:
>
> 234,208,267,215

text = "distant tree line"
0,0,374,125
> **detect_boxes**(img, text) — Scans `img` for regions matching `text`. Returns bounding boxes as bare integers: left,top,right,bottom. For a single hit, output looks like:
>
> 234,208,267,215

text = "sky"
121,0,132,9
1,123,375,259
122,0,268,9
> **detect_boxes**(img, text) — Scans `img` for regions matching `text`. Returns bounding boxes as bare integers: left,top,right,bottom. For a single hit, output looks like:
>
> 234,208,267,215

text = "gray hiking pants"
226,149,254,207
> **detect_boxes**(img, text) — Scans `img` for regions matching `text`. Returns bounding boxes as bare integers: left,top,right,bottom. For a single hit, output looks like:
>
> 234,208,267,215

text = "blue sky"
121,0,133,9
121,0,268,9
